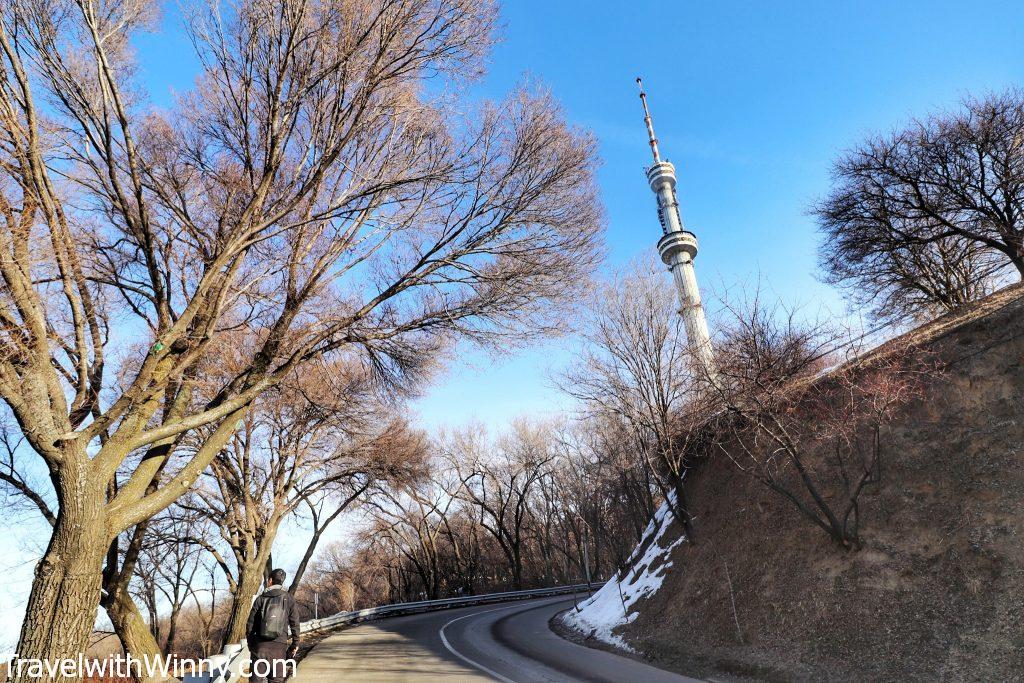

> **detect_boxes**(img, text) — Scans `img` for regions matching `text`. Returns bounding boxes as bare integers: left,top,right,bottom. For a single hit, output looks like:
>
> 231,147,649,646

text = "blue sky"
408,0,1024,430
4,0,1024,651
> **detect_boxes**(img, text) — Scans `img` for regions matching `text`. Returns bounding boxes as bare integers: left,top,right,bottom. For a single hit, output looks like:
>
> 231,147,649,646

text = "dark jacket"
246,585,300,647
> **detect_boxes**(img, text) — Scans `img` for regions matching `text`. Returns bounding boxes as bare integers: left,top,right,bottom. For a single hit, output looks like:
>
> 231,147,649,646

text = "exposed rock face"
586,285,1024,682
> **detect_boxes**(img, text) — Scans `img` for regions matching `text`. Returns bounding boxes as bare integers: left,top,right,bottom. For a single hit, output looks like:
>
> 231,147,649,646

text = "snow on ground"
561,493,685,650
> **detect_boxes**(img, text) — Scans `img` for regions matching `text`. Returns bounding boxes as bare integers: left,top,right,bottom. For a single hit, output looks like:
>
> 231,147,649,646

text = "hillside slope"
566,284,1024,682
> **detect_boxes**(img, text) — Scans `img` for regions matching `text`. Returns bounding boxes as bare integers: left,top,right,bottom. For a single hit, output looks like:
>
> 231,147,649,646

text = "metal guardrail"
300,582,602,633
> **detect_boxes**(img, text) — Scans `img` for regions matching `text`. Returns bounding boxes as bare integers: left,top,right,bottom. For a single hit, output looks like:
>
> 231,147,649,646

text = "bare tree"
559,258,699,533
185,561,227,659
295,541,389,616
307,418,648,604
364,476,459,600
708,293,936,548
0,0,603,668
287,479,394,597
549,422,646,580
815,90,1024,322
131,512,208,657
188,362,424,646
138,554,228,661
445,422,553,590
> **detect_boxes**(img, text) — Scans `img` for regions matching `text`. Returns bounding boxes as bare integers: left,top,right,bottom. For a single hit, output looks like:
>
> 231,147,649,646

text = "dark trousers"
249,640,292,683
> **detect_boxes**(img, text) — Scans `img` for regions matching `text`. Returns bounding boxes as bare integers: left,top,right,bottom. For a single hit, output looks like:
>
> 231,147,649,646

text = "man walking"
246,569,301,683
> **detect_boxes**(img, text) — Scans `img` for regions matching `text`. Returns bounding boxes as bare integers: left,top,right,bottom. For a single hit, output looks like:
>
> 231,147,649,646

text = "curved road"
291,595,700,682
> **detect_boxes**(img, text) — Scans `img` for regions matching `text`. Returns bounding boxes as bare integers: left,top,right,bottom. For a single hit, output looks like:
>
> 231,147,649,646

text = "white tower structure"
637,78,716,376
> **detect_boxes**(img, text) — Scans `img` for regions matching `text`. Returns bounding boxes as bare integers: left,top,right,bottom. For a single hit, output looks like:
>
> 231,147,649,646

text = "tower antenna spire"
636,77,661,163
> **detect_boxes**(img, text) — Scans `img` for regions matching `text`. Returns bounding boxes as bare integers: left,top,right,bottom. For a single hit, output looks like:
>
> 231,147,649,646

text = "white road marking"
438,603,528,683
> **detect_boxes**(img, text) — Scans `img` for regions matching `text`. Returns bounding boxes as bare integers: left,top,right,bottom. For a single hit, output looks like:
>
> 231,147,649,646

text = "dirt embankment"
622,285,1024,682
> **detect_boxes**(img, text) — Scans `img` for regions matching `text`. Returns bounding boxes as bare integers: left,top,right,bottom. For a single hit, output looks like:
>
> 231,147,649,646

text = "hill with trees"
565,283,1024,681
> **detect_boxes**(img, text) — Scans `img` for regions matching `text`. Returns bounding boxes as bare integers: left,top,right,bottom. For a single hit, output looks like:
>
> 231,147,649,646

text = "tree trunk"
289,488,368,595
14,486,106,683
511,547,523,590
102,521,163,681
104,585,163,683
542,525,553,584
668,472,695,541
222,560,266,647
164,605,181,657
288,528,324,596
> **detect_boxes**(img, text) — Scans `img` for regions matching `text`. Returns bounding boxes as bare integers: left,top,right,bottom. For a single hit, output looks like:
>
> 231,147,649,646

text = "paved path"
292,595,702,682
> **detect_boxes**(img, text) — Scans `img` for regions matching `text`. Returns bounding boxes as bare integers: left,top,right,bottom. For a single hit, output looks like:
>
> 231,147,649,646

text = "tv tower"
637,78,716,376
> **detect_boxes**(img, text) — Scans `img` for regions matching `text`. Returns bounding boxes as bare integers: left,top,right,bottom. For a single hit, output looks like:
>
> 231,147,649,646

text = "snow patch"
561,493,685,650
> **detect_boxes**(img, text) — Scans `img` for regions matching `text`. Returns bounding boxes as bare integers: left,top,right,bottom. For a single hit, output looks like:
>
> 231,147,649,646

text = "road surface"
291,595,701,682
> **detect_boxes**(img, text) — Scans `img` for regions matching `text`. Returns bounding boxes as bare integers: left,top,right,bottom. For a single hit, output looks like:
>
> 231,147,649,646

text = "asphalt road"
291,595,702,682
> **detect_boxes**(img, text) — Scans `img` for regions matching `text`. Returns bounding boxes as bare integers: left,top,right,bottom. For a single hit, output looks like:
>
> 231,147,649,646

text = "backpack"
258,591,289,640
